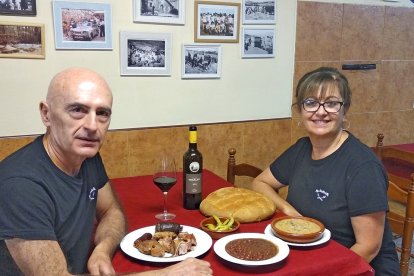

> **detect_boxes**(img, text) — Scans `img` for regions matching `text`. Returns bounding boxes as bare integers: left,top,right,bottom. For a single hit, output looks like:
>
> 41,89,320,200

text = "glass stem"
163,191,168,215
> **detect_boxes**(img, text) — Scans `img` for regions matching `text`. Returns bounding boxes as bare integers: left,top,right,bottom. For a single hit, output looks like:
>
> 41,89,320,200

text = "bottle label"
189,161,200,173
185,173,201,193
189,131,197,143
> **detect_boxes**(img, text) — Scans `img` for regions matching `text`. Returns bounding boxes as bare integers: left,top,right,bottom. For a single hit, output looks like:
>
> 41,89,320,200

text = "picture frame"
133,0,185,25
52,1,112,50
0,21,45,59
120,31,171,76
194,1,240,43
242,0,276,25
182,43,222,79
0,0,36,16
241,27,275,58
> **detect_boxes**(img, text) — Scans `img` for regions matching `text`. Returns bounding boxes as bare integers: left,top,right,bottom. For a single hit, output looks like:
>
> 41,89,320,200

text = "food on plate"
274,217,321,235
133,223,196,257
134,239,166,257
271,216,325,243
225,238,278,261
155,222,183,234
200,187,276,223
136,232,152,242
204,215,235,231
200,216,240,240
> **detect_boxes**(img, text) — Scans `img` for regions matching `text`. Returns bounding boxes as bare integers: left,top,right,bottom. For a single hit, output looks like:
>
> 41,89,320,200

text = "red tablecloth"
110,170,374,276
393,144,414,152
380,143,414,179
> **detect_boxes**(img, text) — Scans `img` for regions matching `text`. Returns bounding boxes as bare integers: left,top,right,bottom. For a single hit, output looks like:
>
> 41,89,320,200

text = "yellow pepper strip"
213,215,222,226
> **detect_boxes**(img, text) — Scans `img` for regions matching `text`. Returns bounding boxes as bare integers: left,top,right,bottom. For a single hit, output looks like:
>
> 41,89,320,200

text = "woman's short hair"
294,67,352,113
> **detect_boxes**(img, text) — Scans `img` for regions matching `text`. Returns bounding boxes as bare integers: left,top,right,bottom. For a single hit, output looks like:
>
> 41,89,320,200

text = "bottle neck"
189,130,197,149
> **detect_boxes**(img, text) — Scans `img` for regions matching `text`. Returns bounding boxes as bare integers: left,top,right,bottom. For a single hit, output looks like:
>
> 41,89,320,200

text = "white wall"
0,0,297,137
301,0,414,6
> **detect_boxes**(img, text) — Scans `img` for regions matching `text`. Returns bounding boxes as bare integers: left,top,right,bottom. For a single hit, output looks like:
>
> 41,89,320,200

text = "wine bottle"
183,125,203,210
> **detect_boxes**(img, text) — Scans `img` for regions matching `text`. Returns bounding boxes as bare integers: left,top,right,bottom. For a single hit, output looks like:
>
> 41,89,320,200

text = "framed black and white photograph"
243,0,276,25
120,31,171,76
0,21,45,59
52,1,112,50
241,27,275,58
0,0,36,16
182,44,221,79
194,1,240,43
133,0,185,25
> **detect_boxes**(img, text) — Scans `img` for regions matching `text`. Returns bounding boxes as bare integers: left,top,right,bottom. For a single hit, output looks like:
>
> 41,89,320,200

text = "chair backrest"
375,133,414,276
227,148,263,184
376,133,414,191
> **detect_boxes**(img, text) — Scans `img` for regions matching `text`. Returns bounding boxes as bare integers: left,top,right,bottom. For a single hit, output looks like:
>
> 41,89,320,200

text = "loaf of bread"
200,187,276,223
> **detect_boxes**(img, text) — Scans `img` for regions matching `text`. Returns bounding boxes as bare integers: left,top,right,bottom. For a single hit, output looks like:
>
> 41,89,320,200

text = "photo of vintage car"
70,21,99,41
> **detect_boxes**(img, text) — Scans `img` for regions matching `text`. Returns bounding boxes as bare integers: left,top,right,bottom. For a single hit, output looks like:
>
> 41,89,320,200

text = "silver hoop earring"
342,119,350,130
297,120,303,128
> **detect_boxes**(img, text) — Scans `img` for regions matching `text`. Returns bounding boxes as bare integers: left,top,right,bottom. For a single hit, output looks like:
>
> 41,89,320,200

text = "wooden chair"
375,133,414,276
227,148,263,184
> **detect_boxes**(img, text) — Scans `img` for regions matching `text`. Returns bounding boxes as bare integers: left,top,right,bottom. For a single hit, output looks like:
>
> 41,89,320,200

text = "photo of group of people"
184,48,218,74
199,11,235,37
182,44,221,79
0,0,35,15
127,39,166,68
243,0,275,24
195,2,239,43
241,0,275,58
139,0,179,18
134,0,184,25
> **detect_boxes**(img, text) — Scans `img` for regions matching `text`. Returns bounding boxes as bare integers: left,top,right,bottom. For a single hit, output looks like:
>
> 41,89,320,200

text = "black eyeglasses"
302,99,344,113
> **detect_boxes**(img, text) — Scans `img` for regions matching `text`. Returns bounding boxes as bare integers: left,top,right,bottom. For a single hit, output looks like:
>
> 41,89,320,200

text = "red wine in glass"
153,176,177,192
153,154,177,220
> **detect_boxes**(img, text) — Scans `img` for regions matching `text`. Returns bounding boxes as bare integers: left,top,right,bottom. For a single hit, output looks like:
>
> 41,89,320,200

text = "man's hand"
87,249,115,276
160,258,212,276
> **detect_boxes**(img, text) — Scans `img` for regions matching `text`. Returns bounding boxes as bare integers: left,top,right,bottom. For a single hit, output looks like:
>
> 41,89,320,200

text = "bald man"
0,68,212,276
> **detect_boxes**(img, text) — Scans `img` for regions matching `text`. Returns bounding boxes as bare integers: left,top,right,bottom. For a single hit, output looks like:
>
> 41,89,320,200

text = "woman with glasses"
247,67,400,275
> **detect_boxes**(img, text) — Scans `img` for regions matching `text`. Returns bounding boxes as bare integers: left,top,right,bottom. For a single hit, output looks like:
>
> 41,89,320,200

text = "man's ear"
39,101,51,127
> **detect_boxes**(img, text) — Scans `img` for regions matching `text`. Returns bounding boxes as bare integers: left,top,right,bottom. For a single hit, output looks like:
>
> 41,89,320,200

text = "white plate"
264,224,331,247
213,232,289,266
120,225,212,263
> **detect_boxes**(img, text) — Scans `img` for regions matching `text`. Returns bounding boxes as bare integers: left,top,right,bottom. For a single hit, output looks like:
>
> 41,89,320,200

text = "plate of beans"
213,233,289,266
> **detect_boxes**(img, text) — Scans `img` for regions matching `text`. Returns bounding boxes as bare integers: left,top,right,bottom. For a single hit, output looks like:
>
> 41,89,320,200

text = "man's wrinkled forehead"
47,74,112,107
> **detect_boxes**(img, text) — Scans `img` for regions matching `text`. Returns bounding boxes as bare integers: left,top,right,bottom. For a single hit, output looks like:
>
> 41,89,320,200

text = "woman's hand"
281,206,302,217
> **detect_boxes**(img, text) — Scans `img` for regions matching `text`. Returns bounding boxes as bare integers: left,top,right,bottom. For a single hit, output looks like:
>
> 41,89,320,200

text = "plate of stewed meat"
213,233,289,266
120,222,212,262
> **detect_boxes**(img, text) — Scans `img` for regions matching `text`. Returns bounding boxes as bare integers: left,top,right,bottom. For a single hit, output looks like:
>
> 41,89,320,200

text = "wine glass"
153,153,177,220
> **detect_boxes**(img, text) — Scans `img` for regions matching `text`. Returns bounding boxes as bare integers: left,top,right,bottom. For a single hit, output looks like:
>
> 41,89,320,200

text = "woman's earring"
297,120,303,128
342,119,350,130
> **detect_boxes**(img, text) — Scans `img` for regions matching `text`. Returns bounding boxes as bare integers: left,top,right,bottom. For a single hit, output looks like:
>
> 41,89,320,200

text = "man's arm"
87,181,126,275
6,239,72,275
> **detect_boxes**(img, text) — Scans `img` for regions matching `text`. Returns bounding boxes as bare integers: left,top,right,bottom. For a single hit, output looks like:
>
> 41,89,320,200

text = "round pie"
271,216,325,243
200,187,276,223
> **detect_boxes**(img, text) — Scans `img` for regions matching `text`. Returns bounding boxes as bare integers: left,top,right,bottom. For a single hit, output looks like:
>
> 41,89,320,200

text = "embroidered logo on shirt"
315,189,329,201
89,187,97,200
